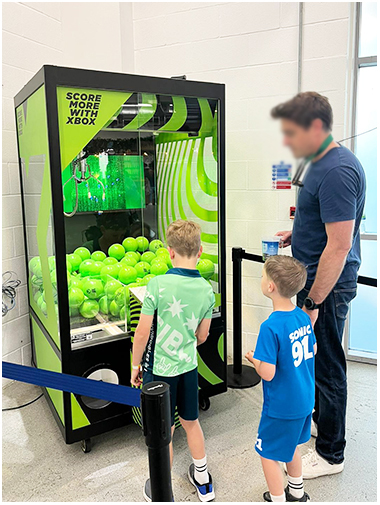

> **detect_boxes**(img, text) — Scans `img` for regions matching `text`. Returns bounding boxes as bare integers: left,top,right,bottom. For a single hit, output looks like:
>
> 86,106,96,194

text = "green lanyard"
292,133,334,188
305,133,334,163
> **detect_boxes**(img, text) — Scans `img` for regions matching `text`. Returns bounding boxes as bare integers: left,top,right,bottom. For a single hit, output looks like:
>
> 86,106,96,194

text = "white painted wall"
1,2,134,386
2,1,353,381
131,1,352,357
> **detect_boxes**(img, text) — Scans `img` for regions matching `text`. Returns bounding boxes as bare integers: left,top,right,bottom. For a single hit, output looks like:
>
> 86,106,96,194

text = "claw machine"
14,66,226,449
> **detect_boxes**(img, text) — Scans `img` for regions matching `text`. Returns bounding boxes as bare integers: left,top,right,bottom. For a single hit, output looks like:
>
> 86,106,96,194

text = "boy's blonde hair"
166,220,201,258
264,255,307,298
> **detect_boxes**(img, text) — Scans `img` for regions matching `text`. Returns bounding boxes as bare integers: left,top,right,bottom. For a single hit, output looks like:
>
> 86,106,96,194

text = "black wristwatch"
304,296,321,311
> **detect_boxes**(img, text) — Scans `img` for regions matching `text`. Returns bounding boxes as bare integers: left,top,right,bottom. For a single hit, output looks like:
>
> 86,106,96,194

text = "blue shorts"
255,412,312,463
143,367,199,426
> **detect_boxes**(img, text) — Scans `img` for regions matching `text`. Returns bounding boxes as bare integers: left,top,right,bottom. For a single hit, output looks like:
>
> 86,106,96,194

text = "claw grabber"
63,152,106,217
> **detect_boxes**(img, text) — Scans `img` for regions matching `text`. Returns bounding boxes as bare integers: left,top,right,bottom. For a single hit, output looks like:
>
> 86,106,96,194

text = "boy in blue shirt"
246,255,317,502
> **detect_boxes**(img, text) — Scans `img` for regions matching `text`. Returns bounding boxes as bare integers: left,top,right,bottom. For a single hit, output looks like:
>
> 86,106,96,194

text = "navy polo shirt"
292,145,366,283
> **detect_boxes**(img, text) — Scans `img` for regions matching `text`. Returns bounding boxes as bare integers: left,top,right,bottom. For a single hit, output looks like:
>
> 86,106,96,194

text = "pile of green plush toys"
29,236,215,327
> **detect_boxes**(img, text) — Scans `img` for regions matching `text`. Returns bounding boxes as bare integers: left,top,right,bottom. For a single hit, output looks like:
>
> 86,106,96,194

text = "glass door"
58,87,221,349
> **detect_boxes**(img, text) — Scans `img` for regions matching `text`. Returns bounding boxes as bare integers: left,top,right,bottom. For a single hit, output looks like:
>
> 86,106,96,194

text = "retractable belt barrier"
2,361,173,502
2,361,141,407
227,246,377,389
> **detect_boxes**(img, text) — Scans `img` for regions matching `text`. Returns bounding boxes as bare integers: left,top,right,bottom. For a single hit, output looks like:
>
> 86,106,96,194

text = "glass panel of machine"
17,86,61,348
60,89,220,349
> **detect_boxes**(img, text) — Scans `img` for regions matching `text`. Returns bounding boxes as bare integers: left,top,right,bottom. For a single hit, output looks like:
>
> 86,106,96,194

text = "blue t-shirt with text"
254,307,316,420
292,145,366,283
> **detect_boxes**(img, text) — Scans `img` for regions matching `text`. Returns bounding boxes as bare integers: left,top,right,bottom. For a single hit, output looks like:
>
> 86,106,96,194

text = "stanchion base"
227,364,261,389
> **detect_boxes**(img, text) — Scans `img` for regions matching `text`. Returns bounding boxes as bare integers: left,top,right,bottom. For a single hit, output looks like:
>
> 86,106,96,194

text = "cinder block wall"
2,2,63,380
130,1,353,358
1,2,134,386
2,2,353,382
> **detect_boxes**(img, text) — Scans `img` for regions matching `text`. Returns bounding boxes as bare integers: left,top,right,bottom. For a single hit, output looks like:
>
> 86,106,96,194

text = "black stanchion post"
141,381,173,502
227,247,261,389
232,247,243,374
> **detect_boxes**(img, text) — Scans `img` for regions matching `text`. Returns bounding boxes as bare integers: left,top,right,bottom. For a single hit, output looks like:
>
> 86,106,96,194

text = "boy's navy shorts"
143,367,199,426
255,411,312,463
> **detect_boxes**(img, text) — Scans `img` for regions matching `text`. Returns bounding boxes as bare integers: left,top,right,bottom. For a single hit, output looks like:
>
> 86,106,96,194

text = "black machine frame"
14,65,226,445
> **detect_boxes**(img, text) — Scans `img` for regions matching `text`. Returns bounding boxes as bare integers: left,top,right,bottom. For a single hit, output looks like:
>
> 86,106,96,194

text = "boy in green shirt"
131,219,215,502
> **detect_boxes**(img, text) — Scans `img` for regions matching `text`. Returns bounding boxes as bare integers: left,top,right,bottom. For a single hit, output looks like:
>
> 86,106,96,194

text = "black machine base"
227,364,261,389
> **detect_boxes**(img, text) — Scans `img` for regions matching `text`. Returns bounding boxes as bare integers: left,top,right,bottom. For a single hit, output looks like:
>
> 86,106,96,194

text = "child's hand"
131,368,143,388
245,350,255,363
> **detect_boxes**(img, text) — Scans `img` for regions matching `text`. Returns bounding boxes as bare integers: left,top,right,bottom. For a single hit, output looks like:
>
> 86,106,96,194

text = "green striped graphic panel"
156,127,220,297
105,95,215,134
158,95,187,132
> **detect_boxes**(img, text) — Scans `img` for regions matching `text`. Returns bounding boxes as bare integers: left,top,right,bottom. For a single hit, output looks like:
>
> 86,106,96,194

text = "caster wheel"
81,438,92,453
199,394,210,411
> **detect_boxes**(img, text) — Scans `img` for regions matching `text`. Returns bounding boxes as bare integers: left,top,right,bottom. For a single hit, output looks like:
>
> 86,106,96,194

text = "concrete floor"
2,361,377,502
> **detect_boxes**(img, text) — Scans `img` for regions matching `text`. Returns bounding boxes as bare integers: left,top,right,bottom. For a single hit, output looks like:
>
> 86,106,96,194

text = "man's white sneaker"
311,420,318,438
301,449,344,479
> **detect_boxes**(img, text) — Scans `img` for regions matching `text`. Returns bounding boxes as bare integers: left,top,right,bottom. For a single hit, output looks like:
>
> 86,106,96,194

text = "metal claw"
63,155,105,217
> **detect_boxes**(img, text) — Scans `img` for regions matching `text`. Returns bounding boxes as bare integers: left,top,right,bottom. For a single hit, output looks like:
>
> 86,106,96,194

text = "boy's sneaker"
301,449,344,479
311,419,318,438
143,479,152,502
188,463,215,502
143,479,174,502
263,487,310,502
285,486,310,502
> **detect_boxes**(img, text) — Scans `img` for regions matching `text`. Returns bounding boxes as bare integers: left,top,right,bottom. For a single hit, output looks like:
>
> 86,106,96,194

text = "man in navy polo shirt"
271,92,366,479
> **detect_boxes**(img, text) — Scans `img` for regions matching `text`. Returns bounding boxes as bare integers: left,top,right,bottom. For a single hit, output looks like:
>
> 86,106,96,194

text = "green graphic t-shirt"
141,268,215,377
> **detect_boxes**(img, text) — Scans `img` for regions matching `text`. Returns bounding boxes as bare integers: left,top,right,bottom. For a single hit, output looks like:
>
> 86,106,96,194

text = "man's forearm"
308,244,349,304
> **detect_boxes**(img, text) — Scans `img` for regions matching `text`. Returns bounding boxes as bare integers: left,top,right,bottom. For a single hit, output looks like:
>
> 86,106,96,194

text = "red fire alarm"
290,206,296,219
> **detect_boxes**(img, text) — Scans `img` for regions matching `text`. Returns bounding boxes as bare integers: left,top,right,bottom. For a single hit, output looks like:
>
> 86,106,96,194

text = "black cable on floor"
2,393,43,412
2,271,21,317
